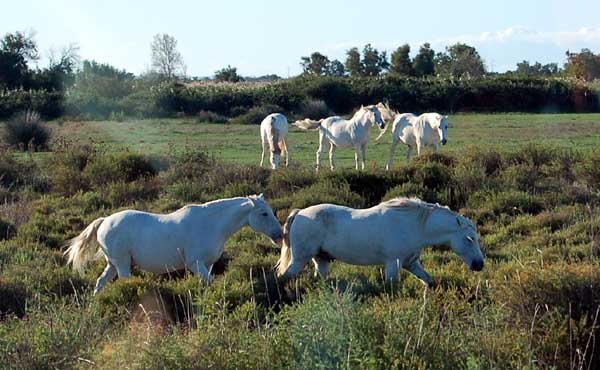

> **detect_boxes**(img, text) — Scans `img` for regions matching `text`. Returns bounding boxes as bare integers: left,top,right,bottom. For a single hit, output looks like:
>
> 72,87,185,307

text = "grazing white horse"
276,197,484,285
375,113,449,170
293,105,385,171
65,195,282,294
260,113,290,169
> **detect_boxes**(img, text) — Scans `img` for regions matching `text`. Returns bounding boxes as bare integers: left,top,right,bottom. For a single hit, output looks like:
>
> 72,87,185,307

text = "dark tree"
214,65,244,82
434,43,485,78
412,43,435,77
300,52,331,76
390,44,413,76
0,31,38,89
329,59,346,76
361,44,388,76
345,47,362,76
564,49,600,81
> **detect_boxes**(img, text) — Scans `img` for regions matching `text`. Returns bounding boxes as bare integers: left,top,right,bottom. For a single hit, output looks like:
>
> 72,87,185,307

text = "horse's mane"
178,196,259,214
380,197,452,226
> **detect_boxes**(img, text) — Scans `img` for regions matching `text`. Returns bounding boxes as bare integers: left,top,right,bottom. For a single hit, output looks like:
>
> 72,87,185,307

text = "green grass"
1,113,600,369
51,113,600,168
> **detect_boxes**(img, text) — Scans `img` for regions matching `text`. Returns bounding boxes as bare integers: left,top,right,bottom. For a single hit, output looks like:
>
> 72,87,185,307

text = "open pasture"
0,113,599,369
54,113,600,167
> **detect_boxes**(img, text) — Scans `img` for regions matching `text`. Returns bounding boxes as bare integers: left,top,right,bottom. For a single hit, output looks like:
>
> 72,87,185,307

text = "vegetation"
0,116,599,368
2,110,50,151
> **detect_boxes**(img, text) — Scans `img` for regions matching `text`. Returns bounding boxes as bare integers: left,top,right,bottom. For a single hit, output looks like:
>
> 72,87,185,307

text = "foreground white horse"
375,113,449,170
293,105,385,171
65,195,282,294
276,197,484,285
260,113,290,169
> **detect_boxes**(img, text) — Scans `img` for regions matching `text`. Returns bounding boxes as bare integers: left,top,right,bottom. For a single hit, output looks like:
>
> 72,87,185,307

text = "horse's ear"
258,193,264,199
247,196,258,206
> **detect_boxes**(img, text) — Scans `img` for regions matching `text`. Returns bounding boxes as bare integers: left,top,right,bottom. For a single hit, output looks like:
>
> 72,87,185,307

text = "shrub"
0,218,16,240
2,110,50,151
196,110,228,123
469,190,544,216
229,104,283,125
297,99,332,119
85,152,157,187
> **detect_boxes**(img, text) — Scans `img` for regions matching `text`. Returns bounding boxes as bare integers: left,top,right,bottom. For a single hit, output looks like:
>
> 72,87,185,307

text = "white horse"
65,195,282,294
276,197,484,286
293,105,385,171
375,113,449,170
260,113,290,169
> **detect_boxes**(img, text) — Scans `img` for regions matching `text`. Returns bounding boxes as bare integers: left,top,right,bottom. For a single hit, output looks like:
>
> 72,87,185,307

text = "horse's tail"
275,208,300,277
293,118,322,130
374,123,389,143
269,124,281,155
64,217,106,272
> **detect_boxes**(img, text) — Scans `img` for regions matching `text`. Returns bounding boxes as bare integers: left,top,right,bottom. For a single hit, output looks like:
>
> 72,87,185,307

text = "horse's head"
361,105,386,129
437,115,449,145
448,215,484,271
246,194,283,243
376,102,396,123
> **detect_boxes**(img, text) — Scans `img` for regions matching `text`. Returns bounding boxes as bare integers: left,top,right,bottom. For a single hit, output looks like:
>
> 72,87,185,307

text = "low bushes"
2,110,50,151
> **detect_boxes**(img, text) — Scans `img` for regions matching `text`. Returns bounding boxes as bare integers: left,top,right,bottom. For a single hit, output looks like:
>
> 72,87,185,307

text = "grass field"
53,113,600,167
1,113,600,369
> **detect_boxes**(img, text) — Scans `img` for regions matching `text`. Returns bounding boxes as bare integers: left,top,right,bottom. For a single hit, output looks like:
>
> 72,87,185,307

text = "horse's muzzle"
271,232,283,244
441,139,447,145
470,259,484,271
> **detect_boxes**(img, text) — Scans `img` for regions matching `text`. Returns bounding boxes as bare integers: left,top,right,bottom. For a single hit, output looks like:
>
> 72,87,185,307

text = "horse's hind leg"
316,131,326,171
384,260,400,283
260,138,268,167
386,138,399,170
406,145,413,162
188,260,213,284
281,138,290,167
113,255,132,279
311,256,330,278
94,262,117,295
329,143,337,171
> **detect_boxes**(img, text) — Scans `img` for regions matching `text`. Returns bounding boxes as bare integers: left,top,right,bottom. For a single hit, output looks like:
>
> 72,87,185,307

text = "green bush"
297,99,332,119
2,110,50,151
85,152,157,187
229,104,283,125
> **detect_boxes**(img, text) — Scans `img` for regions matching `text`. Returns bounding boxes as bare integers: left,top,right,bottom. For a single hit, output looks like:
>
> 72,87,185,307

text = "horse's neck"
421,208,456,245
191,198,251,238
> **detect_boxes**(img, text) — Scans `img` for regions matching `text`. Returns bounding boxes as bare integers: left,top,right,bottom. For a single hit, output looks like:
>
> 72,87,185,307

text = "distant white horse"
293,105,385,171
375,113,449,170
276,197,484,285
65,195,282,294
260,113,290,169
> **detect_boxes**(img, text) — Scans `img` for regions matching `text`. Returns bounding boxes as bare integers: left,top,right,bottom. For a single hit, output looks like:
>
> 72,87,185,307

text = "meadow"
0,113,599,369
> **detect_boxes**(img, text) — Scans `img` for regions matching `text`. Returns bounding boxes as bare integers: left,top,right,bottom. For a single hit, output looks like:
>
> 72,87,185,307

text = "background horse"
65,194,282,294
276,197,483,285
260,113,290,169
376,112,449,169
293,105,385,171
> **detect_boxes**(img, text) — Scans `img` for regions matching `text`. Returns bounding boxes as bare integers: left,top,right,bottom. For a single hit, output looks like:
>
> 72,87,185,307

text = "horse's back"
261,113,288,137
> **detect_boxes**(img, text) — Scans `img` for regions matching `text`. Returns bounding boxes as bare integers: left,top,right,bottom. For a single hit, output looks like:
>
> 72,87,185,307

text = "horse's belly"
130,245,187,274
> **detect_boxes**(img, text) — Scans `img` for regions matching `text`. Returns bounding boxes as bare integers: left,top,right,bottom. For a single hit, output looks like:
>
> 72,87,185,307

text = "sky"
2,0,600,77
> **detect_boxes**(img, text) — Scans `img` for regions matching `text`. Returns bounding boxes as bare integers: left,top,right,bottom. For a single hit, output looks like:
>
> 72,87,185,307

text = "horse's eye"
466,236,474,243
261,212,268,217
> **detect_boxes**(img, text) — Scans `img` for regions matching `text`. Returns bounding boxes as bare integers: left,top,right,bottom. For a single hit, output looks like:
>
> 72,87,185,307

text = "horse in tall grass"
276,197,484,285
65,195,282,294
293,105,386,171
375,113,449,170
260,113,290,169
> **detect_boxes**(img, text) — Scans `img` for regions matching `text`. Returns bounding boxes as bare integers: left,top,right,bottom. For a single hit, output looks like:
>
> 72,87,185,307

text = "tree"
515,61,559,77
345,47,362,76
45,43,80,88
214,65,244,82
300,52,331,76
329,59,346,76
150,33,186,81
564,49,600,81
434,43,485,78
389,44,413,76
412,43,435,77
361,44,389,76
0,30,38,88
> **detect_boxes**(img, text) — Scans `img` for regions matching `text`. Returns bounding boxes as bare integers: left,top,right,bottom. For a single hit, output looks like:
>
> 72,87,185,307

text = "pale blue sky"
2,0,600,77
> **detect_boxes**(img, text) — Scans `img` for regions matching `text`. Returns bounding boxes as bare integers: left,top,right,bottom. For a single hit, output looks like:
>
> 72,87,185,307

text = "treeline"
1,30,600,120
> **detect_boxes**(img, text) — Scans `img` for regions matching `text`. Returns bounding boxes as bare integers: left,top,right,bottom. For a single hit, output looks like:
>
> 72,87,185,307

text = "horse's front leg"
316,131,326,172
282,138,290,167
360,143,367,170
260,139,267,167
416,141,423,157
354,145,362,171
188,260,214,284
386,139,399,170
404,259,433,287
406,145,413,162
